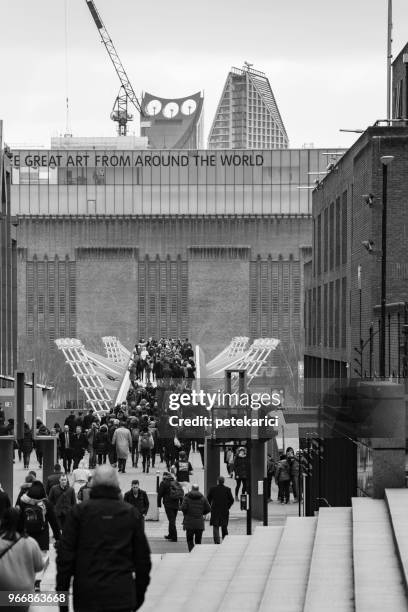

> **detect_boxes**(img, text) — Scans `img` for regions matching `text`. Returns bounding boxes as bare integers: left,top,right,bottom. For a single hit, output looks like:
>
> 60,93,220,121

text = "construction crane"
85,0,148,135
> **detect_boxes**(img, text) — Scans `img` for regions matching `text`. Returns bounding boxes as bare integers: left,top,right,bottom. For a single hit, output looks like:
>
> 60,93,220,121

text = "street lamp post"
380,155,394,378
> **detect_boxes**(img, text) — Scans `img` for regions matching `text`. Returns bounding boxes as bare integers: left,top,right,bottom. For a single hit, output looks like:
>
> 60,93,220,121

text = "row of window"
314,190,348,275
305,277,347,350
249,259,301,344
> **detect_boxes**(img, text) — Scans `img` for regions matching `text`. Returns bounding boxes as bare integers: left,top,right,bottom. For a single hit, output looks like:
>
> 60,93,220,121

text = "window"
335,197,341,267
342,191,347,264
329,202,334,270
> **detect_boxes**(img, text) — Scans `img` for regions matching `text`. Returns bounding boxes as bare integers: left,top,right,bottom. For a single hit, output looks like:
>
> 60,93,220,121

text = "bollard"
263,477,268,526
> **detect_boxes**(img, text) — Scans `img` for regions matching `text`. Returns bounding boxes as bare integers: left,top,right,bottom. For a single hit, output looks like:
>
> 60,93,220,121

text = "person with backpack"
138,427,154,473
180,484,211,552
0,508,44,611
275,454,291,504
17,480,60,592
158,472,184,542
48,474,77,529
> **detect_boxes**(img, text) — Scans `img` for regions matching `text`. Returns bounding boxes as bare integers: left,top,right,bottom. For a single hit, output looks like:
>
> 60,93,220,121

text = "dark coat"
20,430,33,453
124,489,149,516
0,490,11,520
157,477,180,510
48,484,76,519
71,433,87,458
180,490,211,531
18,496,60,551
234,455,248,479
82,413,95,430
275,459,290,483
46,472,63,495
207,484,234,527
59,431,75,452
56,484,151,612
95,430,109,454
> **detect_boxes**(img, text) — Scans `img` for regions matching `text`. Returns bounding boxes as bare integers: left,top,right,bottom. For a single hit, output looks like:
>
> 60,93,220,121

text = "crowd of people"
0,337,299,611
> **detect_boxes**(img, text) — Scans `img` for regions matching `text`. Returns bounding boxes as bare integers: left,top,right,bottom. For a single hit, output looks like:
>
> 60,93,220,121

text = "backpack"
168,480,184,501
24,504,46,535
140,432,152,450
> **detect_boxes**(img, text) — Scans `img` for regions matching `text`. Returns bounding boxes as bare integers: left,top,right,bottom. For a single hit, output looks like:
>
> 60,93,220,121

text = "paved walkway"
12,449,298,611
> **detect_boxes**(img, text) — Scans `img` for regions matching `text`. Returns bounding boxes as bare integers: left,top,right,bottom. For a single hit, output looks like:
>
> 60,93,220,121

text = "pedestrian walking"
158,472,183,542
124,480,149,526
95,424,109,465
266,454,276,501
45,464,64,496
172,450,193,493
71,461,90,498
0,508,44,612
77,475,93,503
138,427,154,473
112,421,132,474
207,476,234,544
180,484,211,552
20,423,33,469
71,426,87,471
56,465,151,612
86,422,99,469
18,480,60,592
275,454,291,504
233,447,248,500
48,474,76,529
59,426,74,474
286,447,299,502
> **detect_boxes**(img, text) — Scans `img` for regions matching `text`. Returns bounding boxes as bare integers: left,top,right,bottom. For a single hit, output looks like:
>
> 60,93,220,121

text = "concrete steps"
303,507,353,612
385,488,408,592
141,490,408,612
209,527,284,612
258,517,317,612
352,497,407,612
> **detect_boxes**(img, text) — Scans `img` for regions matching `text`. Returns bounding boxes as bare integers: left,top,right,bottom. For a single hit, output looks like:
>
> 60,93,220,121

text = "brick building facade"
10,147,339,380
304,126,408,403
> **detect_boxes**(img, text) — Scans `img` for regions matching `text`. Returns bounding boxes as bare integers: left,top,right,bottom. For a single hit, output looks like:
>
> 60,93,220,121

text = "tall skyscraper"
208,64,289,150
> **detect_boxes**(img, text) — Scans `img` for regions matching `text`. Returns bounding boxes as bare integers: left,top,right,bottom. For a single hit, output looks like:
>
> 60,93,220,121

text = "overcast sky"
1,0,407,149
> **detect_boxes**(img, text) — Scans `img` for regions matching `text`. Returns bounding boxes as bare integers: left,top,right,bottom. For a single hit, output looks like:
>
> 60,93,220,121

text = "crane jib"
86,1,103,30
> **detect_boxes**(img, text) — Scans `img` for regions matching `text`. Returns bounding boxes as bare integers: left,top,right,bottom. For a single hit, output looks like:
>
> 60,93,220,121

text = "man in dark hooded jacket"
56,465,151,612
180,484,211,552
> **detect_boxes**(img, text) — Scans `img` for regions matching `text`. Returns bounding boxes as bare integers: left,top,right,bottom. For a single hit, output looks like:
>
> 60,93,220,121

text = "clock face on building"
163,102,179,118
145,100,162,116
181,99,197,115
